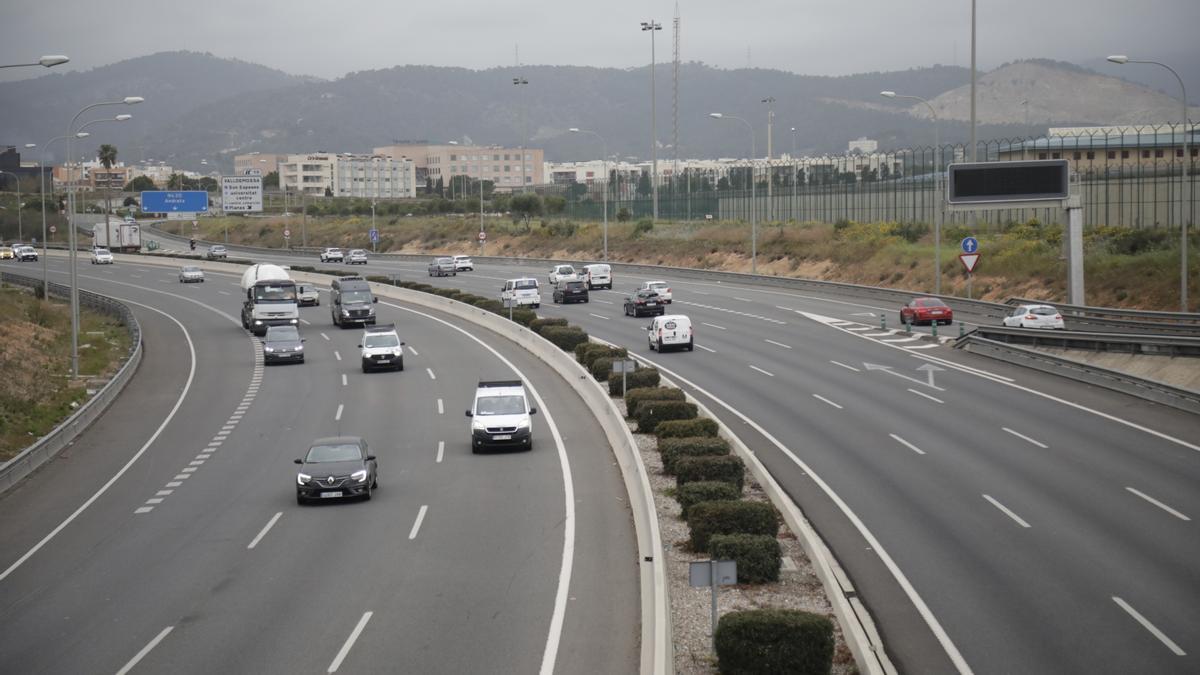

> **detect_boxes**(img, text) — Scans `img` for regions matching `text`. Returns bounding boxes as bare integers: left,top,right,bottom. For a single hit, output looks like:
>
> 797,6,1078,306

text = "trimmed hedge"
687,500,778,552
510,308,537,326
634,399,697,434
529,317,569,335
609,366,660,396
590,356,616,382
709,534,782,584
655,417,720,439
575,342,627,370
676,481,741,520
659,436,731,474
675,455,745,491
625,386,686,417
715,609,834,675
540,326,589,352
472,299,504,314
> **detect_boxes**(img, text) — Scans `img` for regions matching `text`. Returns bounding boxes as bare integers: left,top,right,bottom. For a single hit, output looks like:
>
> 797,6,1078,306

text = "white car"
15,245,38,262
582,263,612,290
319,248,344,263
347,249,368,265
359,323,405,372
178,265,205,283
91,248,114,264
453,255,474,271
1003,304,1065,330
548,264,576,284
501,277,540,308
640,280,672,303
647,314,694,352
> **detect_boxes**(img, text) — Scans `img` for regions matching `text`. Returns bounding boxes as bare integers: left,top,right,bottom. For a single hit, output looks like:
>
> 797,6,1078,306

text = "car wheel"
363,483,372,501
657,338,664,351
649,338,655,351
296,493,306,505
687,339,694,351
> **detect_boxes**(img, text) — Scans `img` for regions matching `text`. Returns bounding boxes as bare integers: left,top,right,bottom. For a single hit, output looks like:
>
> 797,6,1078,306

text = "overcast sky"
2,0,1196,82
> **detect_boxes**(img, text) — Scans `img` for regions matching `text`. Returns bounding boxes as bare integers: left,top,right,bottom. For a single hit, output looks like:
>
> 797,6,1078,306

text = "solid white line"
341,374,347,386
408,505,429,539
588,312,610,320
321,332,330,341
764,339,792,349
1112,596,1186,655
327,611,374,673
300,318,311,325
335,404,344,421
774,305,795,311
983,494,1031,528
594,299,614,304
116,626,174,675
437,398,444,414
890,433,927,455
812,394,843,409
426,367,436,380
749,365,774,377
1002,427,1048,449
701,322,726,330
1125,487,1191,521
695,344,716,353
436,441,445,463
334,351,342,361
247,512,283,549
733,296,752,302
218,290,230,295
830,360,861,372
907,388,944,404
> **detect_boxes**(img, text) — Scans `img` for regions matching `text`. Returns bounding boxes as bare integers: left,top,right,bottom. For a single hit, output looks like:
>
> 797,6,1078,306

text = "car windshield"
95,249,110,255
298,284,314,293
1031,306,1058,316
515,280,537,290
211,246,225,251
647,282,667,289
254,284,297,302
305,443,363,463
364,334,399,348
589,265,610,273
267,327,299,341
350,250,365,255
918,298,947,307
476,395,526,416
182,266,199,273
341,290,372,304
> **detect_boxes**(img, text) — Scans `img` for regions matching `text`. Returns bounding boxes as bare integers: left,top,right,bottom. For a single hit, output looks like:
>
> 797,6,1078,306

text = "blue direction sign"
369,228,379,243
961,236,979,254
141,190,209,213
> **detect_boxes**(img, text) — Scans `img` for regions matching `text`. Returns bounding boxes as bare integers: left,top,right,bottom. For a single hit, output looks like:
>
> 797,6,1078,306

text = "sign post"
689,559,738,652
370,227,379,254
611,359,637,397
478,229,486,255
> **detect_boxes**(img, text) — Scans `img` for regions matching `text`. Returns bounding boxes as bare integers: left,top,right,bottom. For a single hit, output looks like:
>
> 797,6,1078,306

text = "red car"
900,297,954,326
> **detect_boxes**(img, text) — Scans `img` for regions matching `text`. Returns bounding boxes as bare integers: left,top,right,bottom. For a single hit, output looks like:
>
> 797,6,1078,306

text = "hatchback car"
206,245,227,260
296,282,320,307
91,248,114,264
347,249,368,265
1003,304,1065,329
0,246,13,260
262,325,305,364
320,248,344,263
624,289,666,317
900,297,953,326
178,265,205,283
428,256,457,276
15,245,38,262
553,279,589,304
453,254,474,271
548,264,577,284
294,436,377,503
640,280,672,303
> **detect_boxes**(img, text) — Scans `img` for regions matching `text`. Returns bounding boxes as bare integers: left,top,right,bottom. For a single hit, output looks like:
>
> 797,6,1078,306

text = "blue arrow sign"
141,190,209,213
961,236,979,254
369,228,379,243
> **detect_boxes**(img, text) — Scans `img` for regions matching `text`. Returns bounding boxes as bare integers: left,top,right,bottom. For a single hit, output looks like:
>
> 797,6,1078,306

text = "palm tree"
98,144,119,248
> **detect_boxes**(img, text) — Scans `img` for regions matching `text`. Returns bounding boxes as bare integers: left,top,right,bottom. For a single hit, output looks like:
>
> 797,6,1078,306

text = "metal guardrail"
968,325,1200,357
1007,296,1200,326
0,271,143,495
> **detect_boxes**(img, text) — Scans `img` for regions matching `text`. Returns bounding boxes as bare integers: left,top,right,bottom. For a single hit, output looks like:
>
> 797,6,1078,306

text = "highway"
152,235,1200,674
0,255,639,674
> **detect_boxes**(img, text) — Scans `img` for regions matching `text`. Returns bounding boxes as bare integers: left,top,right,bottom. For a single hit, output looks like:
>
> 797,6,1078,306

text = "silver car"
347,249,368,265
297,282,320,306
178,265,205,283
428,257,456,277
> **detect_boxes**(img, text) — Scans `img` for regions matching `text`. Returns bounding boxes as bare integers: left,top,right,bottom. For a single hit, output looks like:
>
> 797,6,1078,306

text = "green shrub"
655,417,720,439
675,481,741,520
590,356,616,382
431,287,460,299
635,399,697,434
472,299,504,315
510,308,537,326
676,455,744,491
575,342,627,369
529,317,569,335
409,283,435,294
660,436,731,474
609,366,660,396
687,500,779,552
625,386,686,417
715,609,834,675
708,534,782,584
540,326,589,352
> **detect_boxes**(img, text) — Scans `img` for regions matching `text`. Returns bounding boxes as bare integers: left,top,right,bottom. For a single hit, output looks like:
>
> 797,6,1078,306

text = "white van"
582,263,612,290
647,314,693,352
501,277,541,308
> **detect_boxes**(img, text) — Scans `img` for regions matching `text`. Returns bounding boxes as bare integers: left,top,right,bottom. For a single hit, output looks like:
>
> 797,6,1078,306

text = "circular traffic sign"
49,225,57,233
283,228,291,238
961,236,979,254
478,231,487,241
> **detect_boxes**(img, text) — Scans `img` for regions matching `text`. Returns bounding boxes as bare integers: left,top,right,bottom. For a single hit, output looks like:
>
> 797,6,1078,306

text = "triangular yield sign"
959,253,980,273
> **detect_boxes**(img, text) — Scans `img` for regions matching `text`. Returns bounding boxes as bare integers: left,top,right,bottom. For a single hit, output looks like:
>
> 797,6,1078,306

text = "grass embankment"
0,286,132,461
189,214,1198,311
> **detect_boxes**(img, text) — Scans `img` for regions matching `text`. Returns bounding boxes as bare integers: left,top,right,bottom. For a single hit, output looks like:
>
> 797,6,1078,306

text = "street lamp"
513,77,529,192
570,127,609,260
710,112,758,274
641,20,662,221
882,90,943,294
1108,54,1192,311
762,97,775,221
0,55,69,69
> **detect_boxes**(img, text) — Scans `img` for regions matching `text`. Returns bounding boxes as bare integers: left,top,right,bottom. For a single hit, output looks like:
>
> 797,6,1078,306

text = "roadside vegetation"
0,286,132,461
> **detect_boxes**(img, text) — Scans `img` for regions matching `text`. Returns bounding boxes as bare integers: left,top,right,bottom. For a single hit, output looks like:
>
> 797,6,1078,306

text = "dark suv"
553,279,589,304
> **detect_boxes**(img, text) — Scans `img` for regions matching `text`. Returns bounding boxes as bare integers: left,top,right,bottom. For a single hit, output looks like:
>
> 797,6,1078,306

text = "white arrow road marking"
917,363,944,388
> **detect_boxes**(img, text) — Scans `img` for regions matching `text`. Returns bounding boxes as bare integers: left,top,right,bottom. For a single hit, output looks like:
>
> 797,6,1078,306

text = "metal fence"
559,124,1197,230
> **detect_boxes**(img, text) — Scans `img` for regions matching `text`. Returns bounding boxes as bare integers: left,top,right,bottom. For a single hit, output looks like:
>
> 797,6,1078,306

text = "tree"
123,196,138,207
509,193,543,224
636,172,652,197
263,171,279,188
197,177,219,192
544,195,566,215
325,186,333,197
435,176,444,197
616,207,632,222
98,144,118,230
124,175,156,193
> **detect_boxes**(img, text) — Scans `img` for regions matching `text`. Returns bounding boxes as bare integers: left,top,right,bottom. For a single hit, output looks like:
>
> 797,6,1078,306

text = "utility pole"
642,20,662,220
762,97,775,221
513,75,529,192
672,2,681,211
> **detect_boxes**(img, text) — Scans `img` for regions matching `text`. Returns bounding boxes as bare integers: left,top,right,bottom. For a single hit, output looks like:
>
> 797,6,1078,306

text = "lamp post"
710,112,758,274
513,77,529,192
641,20,662,220
790,127,798,218
39,132,89,298
570,127,609,260
0,55,69,69
66,97,143,378
762,97,775,221
1107,55,1191,311
882,90,943,294
0,171,24,243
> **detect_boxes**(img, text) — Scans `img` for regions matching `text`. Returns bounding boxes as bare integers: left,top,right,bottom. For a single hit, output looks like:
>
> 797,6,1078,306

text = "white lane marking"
749,365,774,377
342,374,347,387
890,433,927,455
407,346,418,356
426,367,436,380
904,343,940,350
129,274,142,279
248,512,283,549
173,474,190,481
436,441,445,463
983,494,1031,528
181,467,197,474
437,398,444,414
588,313,610,320
156,490,173,496
846,326,873,332
196,453,211,459
157,279,169,283
335,404,344,421
701,322,726,330
134,507,154,514
695,344,716,353
812,394,843,409
863,331,895,337
1125,487,1191,521
830,360,860,372
907,388,944,404
0,300,198,584
321,332,330,341
1112,596,1186,656
218,290,230,295
594,299,614,304
677,300,787,325
146,498,163,505
408,505,429,540
334,351,342,361
1002,427,1048,448
328,611,374,673
165,482,182,488
764,339,792,349
115,626,174,675
733,296,752,302
883,336,921,343
189,460,204,466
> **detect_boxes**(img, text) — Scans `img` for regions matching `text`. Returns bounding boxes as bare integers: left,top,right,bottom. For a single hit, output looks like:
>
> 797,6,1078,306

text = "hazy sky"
2,0,1196,81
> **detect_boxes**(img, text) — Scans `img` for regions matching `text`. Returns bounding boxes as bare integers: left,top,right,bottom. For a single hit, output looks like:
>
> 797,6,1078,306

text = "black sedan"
553,279,589,304
295,436,378,504
623,289,665,317
263,325,305,364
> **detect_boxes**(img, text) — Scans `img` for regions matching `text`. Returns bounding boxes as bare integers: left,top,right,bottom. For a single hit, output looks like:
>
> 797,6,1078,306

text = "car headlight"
515,419,530,430
367,308,376,315
254,320,263,325
297,472,311,485
341,308,350,316
472,419,487,431
295,344,304,351
392,349,402,356
351,469,368,482
264,346,274,353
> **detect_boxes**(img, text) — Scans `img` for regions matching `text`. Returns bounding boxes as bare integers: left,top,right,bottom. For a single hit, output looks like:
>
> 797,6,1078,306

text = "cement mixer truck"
240,263,299,336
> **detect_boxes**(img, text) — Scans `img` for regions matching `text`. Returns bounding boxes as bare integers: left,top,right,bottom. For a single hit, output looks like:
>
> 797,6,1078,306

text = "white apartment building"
277,153,416,199
375,142,544,190
233,152,287,177
848,137,879,154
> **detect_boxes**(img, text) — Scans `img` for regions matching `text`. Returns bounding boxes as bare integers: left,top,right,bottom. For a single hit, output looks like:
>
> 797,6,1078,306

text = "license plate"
320,491,343,498
646,302,657,307
493,434,512,441
377,358,391,364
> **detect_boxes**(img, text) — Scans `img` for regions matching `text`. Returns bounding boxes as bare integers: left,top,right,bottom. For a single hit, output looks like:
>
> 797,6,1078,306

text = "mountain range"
0,51,1194,172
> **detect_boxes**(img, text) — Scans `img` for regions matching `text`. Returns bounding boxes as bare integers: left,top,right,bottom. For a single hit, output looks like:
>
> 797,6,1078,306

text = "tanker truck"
240,263,299,336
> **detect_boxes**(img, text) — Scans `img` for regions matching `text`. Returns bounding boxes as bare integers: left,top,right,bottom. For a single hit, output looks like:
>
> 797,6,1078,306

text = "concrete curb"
0,272,143,497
